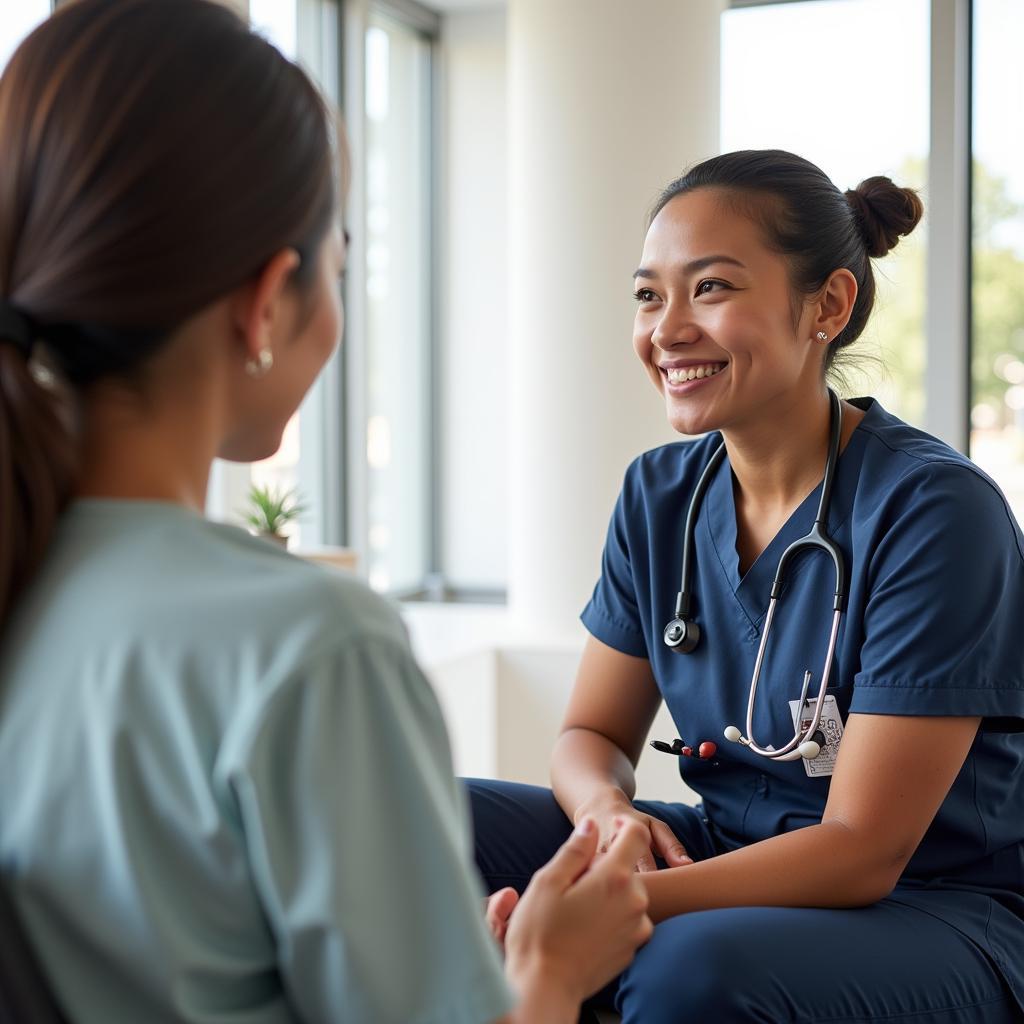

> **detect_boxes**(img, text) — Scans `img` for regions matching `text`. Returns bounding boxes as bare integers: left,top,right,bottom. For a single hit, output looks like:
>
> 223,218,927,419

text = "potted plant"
242,483,307,548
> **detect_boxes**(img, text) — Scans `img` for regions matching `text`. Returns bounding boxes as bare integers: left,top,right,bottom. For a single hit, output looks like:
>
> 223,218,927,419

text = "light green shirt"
0,500,513,1024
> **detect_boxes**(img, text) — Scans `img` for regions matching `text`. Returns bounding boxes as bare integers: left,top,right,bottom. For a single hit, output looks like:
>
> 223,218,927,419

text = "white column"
507,0,724,640
925,0,971,453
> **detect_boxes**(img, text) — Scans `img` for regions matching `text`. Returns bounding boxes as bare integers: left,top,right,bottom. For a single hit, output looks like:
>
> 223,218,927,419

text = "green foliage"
973,162,1024,246
833,223,927,424
970,161,1024,426
241,484,308,537
833,156,1024,434
973,246,1024,410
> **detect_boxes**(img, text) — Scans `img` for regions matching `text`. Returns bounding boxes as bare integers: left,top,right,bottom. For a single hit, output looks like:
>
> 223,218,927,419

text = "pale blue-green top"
0,500,512,1024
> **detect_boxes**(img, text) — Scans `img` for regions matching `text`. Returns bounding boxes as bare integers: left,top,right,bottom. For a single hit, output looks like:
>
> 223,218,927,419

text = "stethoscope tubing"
674,442,728,622
664,388,849,762
738,605,843,760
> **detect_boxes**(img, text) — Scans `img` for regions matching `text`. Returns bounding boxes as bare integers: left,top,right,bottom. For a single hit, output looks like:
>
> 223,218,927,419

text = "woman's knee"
618,908,773,1023
462,778,572,891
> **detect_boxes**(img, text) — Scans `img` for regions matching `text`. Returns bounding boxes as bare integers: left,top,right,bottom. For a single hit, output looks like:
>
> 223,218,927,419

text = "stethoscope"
658,389,848,763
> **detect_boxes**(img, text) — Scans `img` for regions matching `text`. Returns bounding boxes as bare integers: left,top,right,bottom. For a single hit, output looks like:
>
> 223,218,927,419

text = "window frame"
340,0,441,596
208,0,347,546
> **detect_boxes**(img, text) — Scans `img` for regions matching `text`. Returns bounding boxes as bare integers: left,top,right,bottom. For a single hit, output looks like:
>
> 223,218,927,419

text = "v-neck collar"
703,397,877,630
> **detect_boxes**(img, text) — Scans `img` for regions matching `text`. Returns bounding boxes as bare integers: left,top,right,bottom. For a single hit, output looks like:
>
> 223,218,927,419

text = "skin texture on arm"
641,712,981,922
551,638,981,919
551,636,694,871
552,635,662,803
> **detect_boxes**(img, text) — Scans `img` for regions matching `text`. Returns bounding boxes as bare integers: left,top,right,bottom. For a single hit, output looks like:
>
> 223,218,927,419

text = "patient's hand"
486,887,519,948
503,817,653,1008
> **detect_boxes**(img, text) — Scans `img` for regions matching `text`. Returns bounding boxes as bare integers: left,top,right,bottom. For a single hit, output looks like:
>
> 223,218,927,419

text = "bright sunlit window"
246,0,303,540
363,10,432,595
0,1,50,70
969,0,1024,525
721,0,930,426
241,0,343,550
250,0,297,59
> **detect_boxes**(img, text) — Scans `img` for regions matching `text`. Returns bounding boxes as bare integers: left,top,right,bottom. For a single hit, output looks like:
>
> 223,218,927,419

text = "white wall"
438,8,508,590
414,631,699,804
413,0,723,808
506,0,723,640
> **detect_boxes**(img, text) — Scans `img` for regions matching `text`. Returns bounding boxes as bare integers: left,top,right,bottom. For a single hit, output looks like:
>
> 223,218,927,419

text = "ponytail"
0,327,75,621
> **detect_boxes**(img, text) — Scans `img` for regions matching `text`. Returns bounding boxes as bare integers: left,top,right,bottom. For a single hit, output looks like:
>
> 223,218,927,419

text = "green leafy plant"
241,484,308,538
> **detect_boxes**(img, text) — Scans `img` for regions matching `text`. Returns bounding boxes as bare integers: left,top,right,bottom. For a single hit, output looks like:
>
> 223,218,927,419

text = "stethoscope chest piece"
663,617,700,653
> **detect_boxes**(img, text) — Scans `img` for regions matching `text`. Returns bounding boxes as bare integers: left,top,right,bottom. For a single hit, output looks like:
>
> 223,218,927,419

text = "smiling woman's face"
632,188,825,437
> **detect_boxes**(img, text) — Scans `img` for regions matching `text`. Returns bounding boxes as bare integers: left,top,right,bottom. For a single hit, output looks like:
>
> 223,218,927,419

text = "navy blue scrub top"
582,397,1024,1008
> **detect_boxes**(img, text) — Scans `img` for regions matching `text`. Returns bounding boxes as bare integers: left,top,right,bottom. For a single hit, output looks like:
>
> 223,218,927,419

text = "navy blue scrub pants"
465,779,1023,1024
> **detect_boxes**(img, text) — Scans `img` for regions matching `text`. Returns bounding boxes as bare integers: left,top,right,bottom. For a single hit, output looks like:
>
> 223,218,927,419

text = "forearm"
550,726,639,821
500,970,578,1024
642,819,903,922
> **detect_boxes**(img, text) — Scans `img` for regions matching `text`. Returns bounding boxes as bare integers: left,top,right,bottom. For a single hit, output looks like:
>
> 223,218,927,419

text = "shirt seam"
216,625,425,786
971,750,990,857
856,425,1024,565
855,677,1024,691
581,604,647,652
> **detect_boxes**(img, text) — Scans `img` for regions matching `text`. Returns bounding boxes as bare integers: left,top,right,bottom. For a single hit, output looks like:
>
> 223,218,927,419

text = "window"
720,0,931,425
220,0,439,584
248,0,308,548
0,1,50,69
210,0,343,549
969,0,1024,523
360,8,434,595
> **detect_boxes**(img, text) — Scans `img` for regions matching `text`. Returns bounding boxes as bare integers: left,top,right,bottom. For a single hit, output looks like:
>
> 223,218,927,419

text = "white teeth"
666,364,723,385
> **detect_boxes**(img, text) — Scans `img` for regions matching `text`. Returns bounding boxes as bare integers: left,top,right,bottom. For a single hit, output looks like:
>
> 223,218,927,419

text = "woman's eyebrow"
632,254,747,280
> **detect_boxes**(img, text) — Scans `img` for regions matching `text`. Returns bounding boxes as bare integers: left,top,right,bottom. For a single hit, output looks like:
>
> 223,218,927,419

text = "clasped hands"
485,798,693,1000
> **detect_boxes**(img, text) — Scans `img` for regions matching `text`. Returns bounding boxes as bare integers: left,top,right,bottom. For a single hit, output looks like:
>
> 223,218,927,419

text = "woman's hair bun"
843,176,924,258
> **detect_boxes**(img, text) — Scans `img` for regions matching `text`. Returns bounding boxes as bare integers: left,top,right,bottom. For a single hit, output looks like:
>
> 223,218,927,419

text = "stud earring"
815,331,829,342
245,347,274,377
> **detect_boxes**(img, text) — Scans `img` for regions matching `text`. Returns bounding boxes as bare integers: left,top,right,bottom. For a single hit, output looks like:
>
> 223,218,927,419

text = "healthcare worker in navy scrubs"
468,150,1024,1024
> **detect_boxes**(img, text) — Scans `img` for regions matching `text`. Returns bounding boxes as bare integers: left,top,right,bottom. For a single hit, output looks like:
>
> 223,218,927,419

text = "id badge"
788,694,844,778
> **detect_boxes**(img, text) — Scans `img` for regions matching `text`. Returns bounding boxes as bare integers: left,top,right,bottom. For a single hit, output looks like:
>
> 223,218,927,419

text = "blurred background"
3,0,1021,797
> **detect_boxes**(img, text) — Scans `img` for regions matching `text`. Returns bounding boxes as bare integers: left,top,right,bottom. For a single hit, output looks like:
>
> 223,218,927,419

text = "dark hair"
651,149,923,370
0,0,337,621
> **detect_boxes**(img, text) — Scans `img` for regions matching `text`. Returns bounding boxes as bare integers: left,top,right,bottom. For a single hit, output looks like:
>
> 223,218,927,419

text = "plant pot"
257,530,289,549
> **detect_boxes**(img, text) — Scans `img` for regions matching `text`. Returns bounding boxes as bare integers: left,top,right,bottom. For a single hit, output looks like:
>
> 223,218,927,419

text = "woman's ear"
814,268,858,342
230,247,302,364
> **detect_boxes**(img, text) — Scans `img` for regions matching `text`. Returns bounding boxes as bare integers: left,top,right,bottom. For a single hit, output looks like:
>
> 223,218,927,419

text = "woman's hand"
503,817,654,1012
573,789,693,873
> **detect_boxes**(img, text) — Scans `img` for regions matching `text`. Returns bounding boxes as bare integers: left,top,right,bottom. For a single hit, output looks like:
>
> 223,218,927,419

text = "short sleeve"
581,460,649,658
220,633,514,1024
850,463,1024,727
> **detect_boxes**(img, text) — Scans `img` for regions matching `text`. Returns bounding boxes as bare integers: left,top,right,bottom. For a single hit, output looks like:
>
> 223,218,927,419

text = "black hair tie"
0,301,34,359
0,303,168,383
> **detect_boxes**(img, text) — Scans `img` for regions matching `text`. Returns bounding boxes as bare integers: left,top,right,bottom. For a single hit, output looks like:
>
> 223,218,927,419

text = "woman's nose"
651,305,701,350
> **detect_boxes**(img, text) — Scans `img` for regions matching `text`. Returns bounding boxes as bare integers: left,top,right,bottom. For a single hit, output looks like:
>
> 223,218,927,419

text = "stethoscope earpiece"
725,724,826,761
663,617,700,653
797,739,822,760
